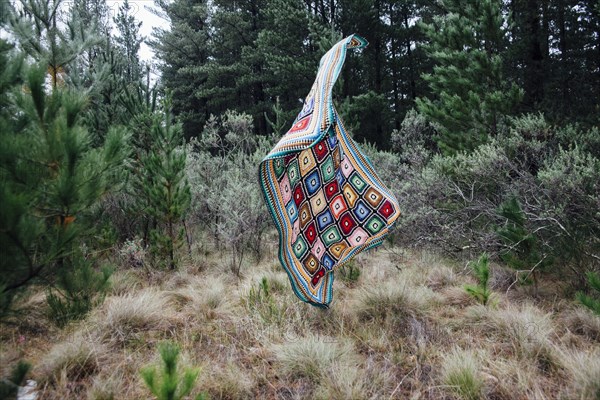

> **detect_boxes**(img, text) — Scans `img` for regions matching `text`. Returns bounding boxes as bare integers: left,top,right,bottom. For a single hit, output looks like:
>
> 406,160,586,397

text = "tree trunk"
522,0,545,110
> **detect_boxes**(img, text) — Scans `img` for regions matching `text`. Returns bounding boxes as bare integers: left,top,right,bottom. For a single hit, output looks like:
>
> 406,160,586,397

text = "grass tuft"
270,335,360,380
354,281,439,328
198,361,254,399
562,306,600,342
558,347,600,400
440,347,484,400
38,333,105,384
92,289,173,346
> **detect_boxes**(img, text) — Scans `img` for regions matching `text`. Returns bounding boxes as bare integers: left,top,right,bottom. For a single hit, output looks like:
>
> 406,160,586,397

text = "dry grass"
86,372,124,400
491,304,558,372
270,335,359,379
440,347,485,400
169,277,235,321
91,288,175,347
558,347,600,400
108,270,144,296
1,245,599,399
198,361,255,399
37,333,106,384
561,306,600,342
354,281,440,321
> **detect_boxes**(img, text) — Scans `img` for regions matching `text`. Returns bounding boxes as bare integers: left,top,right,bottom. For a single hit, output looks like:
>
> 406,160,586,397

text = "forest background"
0,0,599,399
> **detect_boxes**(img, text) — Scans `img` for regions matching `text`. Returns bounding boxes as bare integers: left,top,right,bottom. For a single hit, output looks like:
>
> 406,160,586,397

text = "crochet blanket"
259,34,401,307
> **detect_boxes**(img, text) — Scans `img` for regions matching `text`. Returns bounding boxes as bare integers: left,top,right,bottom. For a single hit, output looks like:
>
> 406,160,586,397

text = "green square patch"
274,158,286,179
319,155,335,183
349,173,367,193
322,225,342,247
292,235,308,259
365,215,385,235
287,159,300,187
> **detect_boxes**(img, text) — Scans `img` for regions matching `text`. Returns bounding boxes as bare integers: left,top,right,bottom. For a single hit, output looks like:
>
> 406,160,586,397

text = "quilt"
258,34,401,307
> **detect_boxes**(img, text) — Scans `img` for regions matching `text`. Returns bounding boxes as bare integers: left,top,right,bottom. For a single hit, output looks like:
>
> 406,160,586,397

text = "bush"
390,109,437,154
537,146,600,273
496,198,553,293
186,111,273,272
382,113,599,285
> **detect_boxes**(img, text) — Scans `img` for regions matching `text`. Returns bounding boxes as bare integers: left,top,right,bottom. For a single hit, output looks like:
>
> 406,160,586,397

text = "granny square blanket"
258,34,401,307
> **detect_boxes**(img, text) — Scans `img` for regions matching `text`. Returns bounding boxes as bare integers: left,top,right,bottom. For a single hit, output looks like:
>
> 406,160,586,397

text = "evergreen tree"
149,0,211,139
141,342,207,400
1,0,129,321
256,0,328,127
0,61,129,320
416,0,523,155
464,253,493,305
114,0,143,85
576,271,600,316
496,198,553,295
143,95,191,270
7,0,100,89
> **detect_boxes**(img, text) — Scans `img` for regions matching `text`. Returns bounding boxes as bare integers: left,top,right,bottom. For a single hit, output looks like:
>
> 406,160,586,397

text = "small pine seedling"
0,360,31,400
141,342,207,400
464,253,493,305
338,261,361,286
576,271,600,316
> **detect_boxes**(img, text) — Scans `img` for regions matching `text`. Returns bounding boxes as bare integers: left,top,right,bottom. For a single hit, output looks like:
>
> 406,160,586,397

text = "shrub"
390,109,437,153
537,146,600,274
384,113,599,285
186,111,272,272
496,198,553,293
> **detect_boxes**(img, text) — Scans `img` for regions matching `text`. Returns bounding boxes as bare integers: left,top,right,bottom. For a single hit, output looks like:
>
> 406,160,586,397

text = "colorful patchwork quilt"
258,34,401,307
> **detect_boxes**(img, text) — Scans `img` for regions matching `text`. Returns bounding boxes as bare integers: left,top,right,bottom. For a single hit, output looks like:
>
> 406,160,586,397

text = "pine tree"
143,95,191,270
256,0,325,128
416,0,523,155
576,271,600,316
496,197,553,295
114,0,143,85
141,342,207,400
1,0,129,321
7,0,100,89
0,61,129,320
464,253,493,305
149,0,211,139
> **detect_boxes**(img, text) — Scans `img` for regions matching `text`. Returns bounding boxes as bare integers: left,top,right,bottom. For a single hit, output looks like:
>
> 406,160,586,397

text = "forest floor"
1,236,600,400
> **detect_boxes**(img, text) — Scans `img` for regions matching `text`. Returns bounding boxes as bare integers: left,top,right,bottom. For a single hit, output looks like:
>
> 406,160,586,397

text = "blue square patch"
305,169,321,196
322,253,335,270
286,201,298,223
316,209,334,231
352,199,372,222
